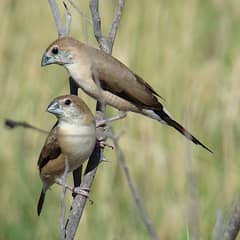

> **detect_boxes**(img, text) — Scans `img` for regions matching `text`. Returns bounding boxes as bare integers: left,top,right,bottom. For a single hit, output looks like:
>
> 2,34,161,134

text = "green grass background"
1,0,240,239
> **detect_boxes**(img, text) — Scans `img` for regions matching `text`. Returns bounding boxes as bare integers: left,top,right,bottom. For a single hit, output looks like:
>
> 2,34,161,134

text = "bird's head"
47,95,95,124
41,37,82,67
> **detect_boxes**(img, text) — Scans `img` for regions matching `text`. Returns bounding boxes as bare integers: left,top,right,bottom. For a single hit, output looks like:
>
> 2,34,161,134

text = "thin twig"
223,198,240,240
67,0,92,25
108,128,158,240
185,112,200,240
4,119,49,134
96,111,127,127
65,146,101,240
60,157,69,240
4,117,121,138
213,210,224,240
89,0,112,54
63,1,72,36
89,0,105,47
108,0,125,53
48,0,71,38
48,0,65,37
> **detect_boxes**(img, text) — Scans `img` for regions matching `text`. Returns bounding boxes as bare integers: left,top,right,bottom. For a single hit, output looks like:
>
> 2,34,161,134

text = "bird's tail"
37,189,46,216
153,108,212,153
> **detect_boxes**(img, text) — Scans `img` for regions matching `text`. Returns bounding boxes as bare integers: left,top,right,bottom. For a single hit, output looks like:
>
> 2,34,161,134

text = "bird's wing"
90,47,163,110
37,122,61,171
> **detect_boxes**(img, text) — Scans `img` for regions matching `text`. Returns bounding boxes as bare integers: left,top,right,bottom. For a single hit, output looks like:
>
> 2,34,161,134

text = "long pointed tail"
154,109,212,153
37,189,46,216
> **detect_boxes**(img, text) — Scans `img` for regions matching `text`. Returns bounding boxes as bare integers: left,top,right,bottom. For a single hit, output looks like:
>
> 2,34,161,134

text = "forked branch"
48,0,71,38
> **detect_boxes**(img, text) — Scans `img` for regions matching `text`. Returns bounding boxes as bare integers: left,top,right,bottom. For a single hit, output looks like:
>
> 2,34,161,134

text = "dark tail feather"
154,109,213,153
37,190,46,216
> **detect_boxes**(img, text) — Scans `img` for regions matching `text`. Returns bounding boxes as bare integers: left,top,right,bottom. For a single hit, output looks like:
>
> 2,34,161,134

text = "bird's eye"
64,99,71,105
51,47,59,55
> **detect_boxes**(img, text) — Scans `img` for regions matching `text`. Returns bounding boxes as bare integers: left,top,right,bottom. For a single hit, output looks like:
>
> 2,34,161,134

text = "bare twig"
65,147,101,240
4,118,48,134
4,117,121,138
96,111,127,127
108,0,125,53
67,0,92,25
185,113,200,240
213,210,224,240
48,0,71,38
48,0,64,37
63,1,72,36
60,157,69,240
108,128,158,240
223,198,240,240
89,0,109,53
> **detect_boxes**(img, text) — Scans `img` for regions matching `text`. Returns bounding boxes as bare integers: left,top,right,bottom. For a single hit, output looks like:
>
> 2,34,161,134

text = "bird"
41,37,212,153
37,94,96,216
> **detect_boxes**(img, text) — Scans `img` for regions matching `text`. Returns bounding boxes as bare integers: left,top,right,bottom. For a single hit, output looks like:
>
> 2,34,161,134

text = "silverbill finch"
41,37,212,153
37,95,96,216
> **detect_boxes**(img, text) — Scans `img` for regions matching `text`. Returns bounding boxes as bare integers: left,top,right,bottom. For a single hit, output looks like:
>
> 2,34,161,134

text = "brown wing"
90,47,163,110
37,122,61,171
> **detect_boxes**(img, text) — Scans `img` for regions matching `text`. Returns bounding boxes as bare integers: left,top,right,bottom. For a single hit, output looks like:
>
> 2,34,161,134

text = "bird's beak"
47,100,63,115
41,53,55,67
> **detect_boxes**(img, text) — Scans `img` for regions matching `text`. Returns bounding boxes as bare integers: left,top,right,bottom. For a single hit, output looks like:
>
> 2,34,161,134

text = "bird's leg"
55,178,74,192
55,178,92,201
72,166,82,198
96,111,127,127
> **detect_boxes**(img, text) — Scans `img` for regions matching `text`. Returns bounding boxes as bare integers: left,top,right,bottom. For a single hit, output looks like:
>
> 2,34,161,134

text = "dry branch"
108,0,125,53
223,198,240,240
5,119,48,134
108,128,158,240
67,0,92,25
48,0,71,37
60,158,70,240
213,210,224,240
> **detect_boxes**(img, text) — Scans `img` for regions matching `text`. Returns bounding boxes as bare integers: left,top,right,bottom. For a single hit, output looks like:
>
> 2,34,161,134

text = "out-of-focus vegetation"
1,0,240,239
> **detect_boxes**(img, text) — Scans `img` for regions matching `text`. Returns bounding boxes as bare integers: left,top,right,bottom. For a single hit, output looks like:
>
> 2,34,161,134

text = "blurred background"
1,0,240,239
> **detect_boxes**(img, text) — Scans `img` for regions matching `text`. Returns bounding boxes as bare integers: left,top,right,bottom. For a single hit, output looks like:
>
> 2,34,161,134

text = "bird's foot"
96,139,114,149
73,187,89,197
55,179,93,203
73,187,93,204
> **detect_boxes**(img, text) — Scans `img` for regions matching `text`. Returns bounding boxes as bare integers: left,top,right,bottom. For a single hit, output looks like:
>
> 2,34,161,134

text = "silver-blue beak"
41,54,54,67
47,100,63,115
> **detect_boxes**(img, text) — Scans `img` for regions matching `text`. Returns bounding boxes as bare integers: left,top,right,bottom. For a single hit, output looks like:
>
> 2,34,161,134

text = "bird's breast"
65,63,99,97
58,123,96,170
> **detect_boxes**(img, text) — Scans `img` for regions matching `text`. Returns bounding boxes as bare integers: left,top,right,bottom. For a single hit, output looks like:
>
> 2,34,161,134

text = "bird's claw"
96,140,114,149
73,187,93,204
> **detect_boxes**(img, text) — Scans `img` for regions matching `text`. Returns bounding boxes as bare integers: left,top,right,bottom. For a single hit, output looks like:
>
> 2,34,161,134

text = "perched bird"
37,95,96,216
41,37,212,152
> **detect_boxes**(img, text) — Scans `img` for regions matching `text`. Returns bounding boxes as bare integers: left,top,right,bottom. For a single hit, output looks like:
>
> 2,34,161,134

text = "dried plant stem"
223,198,240,240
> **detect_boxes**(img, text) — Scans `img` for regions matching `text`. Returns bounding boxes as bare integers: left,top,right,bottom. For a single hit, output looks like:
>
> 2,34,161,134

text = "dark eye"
64,99,71,105
51,47,59,55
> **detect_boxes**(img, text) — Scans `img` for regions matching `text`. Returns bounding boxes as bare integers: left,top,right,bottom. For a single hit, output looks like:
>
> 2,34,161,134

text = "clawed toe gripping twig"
55,178,93,204
97,140,114,150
